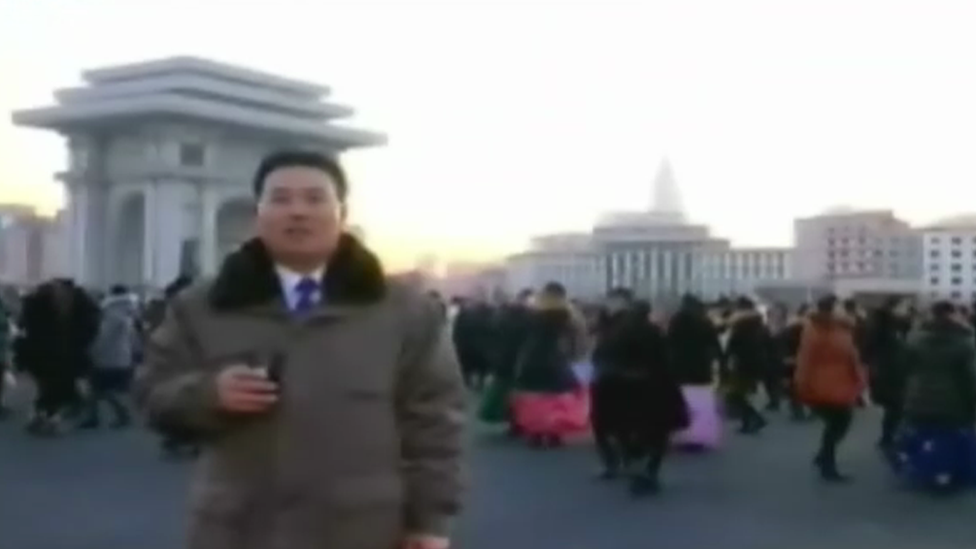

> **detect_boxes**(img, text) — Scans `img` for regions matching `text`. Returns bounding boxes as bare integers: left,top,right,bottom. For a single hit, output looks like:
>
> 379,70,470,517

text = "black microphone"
266,351,286,386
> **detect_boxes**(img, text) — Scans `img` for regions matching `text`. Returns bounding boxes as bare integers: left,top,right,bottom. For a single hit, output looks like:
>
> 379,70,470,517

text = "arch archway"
215,197,255,259
116,192,146,286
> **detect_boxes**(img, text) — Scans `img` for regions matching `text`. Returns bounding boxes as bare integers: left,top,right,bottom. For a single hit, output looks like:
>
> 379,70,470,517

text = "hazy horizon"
4,0,976,270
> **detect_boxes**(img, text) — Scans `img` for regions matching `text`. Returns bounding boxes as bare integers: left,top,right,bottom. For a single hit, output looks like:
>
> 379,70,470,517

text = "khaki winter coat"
135,234,466,549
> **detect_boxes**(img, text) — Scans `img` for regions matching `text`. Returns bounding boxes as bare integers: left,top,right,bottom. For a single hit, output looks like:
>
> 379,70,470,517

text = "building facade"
920,215,976,301
12,56,384,289
504,233,603,299
503,160,794,303
793,209,922,284
699,246,793,298
0,205,64,286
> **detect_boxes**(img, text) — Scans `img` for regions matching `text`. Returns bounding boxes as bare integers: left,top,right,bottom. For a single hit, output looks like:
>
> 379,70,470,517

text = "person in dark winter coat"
452,299,496,390
725,297,773,434
15,278,100,435
509,283,589,448
591,289,687,496
892,301,976,491
902,303,976,426
513,287,586,395
493,290,534,385
478,290,533,432
865,297,912,448
667,294,722,386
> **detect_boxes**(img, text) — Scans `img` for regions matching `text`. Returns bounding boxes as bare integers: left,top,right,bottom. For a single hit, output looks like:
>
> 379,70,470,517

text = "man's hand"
215,365,278,413
402,534,449,549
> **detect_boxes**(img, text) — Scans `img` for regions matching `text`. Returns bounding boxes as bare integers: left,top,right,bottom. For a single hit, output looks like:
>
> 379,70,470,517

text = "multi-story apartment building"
920,215,976,302
793,209,921,293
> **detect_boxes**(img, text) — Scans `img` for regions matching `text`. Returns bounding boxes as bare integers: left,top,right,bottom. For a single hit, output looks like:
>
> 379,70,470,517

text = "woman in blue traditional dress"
890,300,976,492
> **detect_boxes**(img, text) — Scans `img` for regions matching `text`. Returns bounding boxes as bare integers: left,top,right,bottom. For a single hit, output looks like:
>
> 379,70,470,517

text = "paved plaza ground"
2,400,975,549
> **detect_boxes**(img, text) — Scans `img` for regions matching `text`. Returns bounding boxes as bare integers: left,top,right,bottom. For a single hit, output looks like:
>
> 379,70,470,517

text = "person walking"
795,294,866,482
891,301,976,492
79,284,140,429
16,278,100,436
135,150,465,549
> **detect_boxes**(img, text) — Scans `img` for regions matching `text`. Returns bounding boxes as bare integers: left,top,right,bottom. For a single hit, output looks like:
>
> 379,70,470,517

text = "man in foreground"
136,150,466,549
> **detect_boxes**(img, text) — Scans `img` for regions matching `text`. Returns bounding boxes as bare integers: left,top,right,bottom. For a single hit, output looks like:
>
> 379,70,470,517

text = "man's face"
255,166,345,263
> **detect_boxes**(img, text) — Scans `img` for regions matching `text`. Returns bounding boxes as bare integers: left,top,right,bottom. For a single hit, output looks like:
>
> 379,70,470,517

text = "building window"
952,237,962,245
930,277,939,285
930,250,940,258
952,250,962,259
179,142,207,167
952,277,962,286
952,263,962,272
952,291,962,300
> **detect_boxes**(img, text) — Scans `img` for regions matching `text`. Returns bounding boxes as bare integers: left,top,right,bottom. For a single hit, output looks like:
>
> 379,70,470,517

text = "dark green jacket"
903,319,976,425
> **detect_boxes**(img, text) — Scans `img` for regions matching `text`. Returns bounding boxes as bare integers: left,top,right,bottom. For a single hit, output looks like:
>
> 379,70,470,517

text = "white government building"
13,56,384,289
920,215,976,302
504,160,793,302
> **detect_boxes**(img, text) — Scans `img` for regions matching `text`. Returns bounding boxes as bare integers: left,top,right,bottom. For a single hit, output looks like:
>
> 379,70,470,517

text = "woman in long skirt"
510,282,589,448
667,294,723,450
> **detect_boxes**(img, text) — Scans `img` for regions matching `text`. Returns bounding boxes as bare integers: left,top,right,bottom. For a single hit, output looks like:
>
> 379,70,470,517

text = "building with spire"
503,159,793,302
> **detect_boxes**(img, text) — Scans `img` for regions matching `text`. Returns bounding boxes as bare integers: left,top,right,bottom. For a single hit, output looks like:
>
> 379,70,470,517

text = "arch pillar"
215,195,255,260
199,185,219,275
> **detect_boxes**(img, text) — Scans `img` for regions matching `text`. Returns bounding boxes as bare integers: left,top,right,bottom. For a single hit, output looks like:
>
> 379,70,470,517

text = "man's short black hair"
252,150,348,201
541,281,566,298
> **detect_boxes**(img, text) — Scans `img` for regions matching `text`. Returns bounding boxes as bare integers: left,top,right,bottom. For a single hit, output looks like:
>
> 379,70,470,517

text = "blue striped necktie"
293,277,319,315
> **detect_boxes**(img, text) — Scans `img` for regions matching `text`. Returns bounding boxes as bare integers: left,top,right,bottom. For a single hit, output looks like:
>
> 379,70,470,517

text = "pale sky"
3,0,976,270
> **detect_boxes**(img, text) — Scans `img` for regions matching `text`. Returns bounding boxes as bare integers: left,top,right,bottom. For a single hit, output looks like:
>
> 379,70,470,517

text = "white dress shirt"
275,265,325,311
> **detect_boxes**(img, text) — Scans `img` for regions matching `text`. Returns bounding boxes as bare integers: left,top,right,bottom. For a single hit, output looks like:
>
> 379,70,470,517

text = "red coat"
794,314,866,407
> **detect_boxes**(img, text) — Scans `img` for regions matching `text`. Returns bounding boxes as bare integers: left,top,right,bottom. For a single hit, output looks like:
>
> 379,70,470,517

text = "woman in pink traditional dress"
510,282,589,448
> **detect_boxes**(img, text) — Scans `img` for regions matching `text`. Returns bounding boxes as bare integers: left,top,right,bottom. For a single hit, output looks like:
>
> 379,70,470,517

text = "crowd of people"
455,285,976,496
3,271,976,498
0,275,199,455
2,149,975,549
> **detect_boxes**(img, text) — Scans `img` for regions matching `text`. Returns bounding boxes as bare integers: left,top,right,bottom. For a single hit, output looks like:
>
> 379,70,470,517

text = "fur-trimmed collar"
208,233,386,311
